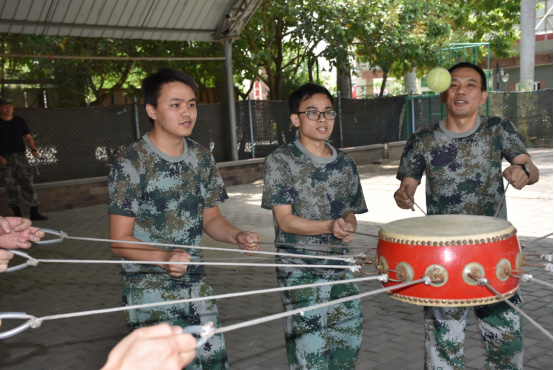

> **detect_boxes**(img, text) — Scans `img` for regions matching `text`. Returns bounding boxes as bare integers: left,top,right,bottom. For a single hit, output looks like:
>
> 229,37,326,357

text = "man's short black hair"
142,68,198,107
448,62,487,91
289,83,334,113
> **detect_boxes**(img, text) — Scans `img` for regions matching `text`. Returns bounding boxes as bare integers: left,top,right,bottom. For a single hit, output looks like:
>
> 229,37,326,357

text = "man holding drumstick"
394,62,539,369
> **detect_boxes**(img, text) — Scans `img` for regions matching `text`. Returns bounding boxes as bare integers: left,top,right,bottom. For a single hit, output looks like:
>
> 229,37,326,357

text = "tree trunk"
405,69,417,95
336,65,352,99
379,70,388,99
519,0,536,90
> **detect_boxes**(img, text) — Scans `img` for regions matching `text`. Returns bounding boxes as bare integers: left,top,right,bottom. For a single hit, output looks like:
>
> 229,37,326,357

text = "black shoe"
11,206,22,217
30,206,48,221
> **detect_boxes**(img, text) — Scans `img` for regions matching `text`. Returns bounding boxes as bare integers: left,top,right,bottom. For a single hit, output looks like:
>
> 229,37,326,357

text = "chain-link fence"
403,89,553,147
13,89,552,184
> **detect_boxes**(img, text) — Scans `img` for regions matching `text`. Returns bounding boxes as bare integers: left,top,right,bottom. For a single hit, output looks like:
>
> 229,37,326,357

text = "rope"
521,233,553,250
54,233,363,263
33,275,386,324
477,278,553,340
215,276,430,335
517,274,553,288
29,258,361,272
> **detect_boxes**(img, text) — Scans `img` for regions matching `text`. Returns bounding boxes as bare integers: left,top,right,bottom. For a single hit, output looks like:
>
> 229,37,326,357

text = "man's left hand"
503,165,529,190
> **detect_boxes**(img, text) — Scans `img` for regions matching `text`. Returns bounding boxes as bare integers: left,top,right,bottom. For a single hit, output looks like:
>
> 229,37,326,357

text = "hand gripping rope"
0,311,214,349
2,228,366,273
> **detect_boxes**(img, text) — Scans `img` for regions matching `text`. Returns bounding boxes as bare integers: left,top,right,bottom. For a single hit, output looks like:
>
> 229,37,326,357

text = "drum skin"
376,215,521,307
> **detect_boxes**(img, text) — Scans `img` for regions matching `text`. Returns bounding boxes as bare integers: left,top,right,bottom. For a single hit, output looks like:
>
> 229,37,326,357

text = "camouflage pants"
123,274,228,370
277,268,363,370
0,152,39,208
424,293,523,370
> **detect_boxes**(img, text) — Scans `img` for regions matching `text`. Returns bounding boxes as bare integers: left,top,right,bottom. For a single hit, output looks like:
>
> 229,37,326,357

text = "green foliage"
0,0,521,105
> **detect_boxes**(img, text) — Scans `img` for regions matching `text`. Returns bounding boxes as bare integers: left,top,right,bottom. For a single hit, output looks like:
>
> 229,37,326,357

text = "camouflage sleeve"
396,132,426,183
203,153,228,208
108,158,141,217
261,151,297,210
498,117,529,163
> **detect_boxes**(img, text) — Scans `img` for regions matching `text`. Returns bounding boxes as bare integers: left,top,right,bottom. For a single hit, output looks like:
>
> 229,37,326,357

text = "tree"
349,0,521,97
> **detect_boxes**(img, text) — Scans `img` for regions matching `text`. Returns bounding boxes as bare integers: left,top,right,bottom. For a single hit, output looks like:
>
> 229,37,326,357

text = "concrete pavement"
0,148,552,370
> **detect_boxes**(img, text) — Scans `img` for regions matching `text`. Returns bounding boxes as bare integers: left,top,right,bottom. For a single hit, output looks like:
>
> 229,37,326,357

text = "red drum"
377,215,521,307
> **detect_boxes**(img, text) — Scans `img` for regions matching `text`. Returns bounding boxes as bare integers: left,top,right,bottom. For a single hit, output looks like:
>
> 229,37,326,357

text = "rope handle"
0,312,41,340
34,229,67,245
182,322,215,349
4,249,38,273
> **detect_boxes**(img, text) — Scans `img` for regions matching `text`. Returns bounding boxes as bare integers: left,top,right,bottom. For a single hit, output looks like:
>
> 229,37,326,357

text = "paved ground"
0,148,552,370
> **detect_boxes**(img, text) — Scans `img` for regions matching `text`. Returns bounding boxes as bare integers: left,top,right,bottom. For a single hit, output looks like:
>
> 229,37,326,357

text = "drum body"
377,215,521,307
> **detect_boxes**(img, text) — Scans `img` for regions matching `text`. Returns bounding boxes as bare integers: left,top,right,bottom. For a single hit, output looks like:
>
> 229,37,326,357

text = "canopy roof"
0,0,260,42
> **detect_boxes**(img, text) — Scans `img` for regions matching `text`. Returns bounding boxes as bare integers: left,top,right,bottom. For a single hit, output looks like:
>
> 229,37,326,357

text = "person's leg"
327,272,362,370
0,154,21,209
474,293,523,370
278,268,331,370
187,281,228,370
424,306,469,370
12,153,39,208
122,275,228,370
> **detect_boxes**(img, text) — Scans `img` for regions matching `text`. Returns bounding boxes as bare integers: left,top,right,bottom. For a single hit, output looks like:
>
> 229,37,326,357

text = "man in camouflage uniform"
394,62,539,370
262,83,367,369
108,68,260,370
0,97,48,221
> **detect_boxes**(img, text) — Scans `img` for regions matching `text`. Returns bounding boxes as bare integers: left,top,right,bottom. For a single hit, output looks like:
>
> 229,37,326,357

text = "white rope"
30,258,361,272
215,277,429,335
518,274,553,288
477,278,553,340
34,275,385,324
57,234,361,263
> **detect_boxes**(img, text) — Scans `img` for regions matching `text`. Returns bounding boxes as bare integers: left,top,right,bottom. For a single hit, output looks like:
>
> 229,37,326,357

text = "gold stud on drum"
462,262,485,285
395,262,414,282
424,264,448,287
496,258,512,281
378,256,389,274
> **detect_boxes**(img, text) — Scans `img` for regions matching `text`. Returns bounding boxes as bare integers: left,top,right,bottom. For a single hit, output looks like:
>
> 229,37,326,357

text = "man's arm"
109,214,191,277
393,176,419,210
23,134,40,158
202,206,260,252
272,205,357,242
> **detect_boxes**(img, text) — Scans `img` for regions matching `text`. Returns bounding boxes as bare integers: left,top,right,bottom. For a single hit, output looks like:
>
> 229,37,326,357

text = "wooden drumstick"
494,181,511,218
407,195,426,215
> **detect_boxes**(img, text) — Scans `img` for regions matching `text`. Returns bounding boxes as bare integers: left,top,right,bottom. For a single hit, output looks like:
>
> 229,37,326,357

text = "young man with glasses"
262,83,367,369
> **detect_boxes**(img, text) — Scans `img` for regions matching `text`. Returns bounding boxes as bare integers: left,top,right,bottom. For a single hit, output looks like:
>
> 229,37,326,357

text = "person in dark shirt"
0,98,48,220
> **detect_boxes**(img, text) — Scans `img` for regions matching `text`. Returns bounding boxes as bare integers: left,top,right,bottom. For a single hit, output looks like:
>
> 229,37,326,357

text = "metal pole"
337,90,343,148
411,96,416,134
133,96,140,140
247,97,255,159
224,38,239,161
405,96,410,139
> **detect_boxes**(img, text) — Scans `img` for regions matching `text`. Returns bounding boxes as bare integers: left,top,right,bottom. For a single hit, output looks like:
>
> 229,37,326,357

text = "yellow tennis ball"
426,67,451,93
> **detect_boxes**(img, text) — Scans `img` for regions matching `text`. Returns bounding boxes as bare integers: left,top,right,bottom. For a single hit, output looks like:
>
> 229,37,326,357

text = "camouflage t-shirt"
397,116,528,218
262,140,368,272
108,134,228,276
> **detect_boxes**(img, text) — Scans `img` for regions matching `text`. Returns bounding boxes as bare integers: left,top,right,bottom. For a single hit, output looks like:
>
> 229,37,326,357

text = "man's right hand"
393,178,419,210
164,249,191,277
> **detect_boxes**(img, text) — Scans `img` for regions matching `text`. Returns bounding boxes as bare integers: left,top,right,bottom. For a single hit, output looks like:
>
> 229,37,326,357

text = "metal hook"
0,312,38,340
34,229,67,245
4,249,39,273
182,322,215,349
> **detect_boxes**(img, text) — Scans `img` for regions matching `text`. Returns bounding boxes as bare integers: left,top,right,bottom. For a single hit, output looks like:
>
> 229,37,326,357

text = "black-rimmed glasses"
297,110,337,121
